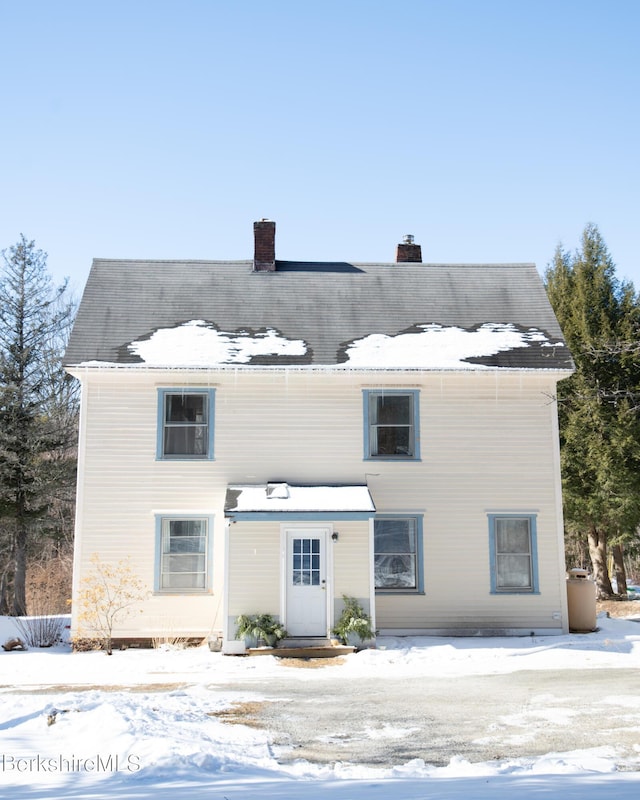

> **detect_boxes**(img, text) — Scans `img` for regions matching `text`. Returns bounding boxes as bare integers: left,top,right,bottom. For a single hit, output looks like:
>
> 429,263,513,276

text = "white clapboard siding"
227,522,282,618
72,367,568,638
331,521,371,606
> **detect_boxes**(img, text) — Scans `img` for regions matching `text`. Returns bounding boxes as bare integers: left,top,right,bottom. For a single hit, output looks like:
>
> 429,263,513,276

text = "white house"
64,221,574,647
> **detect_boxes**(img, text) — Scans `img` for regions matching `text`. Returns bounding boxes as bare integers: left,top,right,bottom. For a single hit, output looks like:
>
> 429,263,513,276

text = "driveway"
217,667,640,769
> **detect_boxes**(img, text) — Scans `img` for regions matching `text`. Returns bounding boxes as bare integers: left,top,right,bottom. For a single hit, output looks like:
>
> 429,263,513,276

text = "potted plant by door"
332,595,375,647
235,613,287,648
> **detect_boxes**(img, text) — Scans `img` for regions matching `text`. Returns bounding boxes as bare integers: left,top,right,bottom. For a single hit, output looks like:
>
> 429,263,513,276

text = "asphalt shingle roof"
63,259,573,371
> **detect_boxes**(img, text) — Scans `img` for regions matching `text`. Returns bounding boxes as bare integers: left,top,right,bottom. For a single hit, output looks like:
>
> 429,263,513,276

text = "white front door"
285,527,329,637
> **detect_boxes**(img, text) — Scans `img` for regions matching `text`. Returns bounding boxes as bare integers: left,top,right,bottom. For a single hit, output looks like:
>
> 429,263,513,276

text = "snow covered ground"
1,614,640,799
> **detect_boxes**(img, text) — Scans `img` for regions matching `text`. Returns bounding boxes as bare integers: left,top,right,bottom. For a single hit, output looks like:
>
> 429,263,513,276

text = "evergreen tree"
0,236,76,615
545,224,640,597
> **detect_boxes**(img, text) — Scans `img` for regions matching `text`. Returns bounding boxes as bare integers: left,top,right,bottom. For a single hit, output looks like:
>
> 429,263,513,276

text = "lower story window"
156,516,211,592
374,516,423,592
489,514,539,593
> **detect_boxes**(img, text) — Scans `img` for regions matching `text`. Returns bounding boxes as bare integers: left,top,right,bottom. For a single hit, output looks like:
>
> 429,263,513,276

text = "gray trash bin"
566,568,597,632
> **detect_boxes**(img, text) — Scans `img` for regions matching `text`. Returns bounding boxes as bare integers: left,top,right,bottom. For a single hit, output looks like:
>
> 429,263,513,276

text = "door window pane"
292,537,321,586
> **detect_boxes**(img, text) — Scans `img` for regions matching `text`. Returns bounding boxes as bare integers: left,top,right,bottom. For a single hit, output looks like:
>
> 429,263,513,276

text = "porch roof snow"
224,484,376,518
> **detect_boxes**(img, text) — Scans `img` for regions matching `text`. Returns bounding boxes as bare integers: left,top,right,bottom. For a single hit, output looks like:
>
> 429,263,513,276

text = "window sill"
364,457,422,463
375,591,425,596
490,590,540,595
156,456,215,462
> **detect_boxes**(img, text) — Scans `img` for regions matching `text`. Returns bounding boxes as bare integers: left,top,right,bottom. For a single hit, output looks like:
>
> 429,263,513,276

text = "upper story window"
488,514,539,594
363,389,420,460
157,389,215,460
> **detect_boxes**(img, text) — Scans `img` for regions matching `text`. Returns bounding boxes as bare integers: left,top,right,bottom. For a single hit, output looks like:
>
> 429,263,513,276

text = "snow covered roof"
224,483,376,519
64,260,573,372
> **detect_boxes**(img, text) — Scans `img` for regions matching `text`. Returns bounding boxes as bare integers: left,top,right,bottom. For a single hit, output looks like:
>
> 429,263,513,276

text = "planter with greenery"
332,595,375,646
235,613,288,647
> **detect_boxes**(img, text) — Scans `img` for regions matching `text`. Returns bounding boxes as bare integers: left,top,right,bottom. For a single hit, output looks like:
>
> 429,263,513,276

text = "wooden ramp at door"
247,641,356,659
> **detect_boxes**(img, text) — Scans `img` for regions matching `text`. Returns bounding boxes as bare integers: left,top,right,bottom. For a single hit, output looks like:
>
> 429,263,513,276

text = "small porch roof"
224,483,376,521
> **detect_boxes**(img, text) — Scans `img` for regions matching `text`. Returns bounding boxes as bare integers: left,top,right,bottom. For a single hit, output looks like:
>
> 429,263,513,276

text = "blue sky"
0,0,638,295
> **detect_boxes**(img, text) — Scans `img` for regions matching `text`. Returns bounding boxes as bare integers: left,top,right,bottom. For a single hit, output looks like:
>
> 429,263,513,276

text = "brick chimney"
253,219,276,272
395,234,422,263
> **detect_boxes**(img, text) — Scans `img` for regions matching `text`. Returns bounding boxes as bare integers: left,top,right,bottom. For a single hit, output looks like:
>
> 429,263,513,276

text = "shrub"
13,615,65,648
75,554,147,655
235,613,287,645
332,595,374,644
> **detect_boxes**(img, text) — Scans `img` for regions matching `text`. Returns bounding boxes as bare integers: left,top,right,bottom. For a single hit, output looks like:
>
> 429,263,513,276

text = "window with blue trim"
489,515,539,593
374,516,424,592
157,389,215,460
364,390,420,460
155,516,212,592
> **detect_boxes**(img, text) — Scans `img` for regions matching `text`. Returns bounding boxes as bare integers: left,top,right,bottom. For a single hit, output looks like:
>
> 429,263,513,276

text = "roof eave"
65,362,575,377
